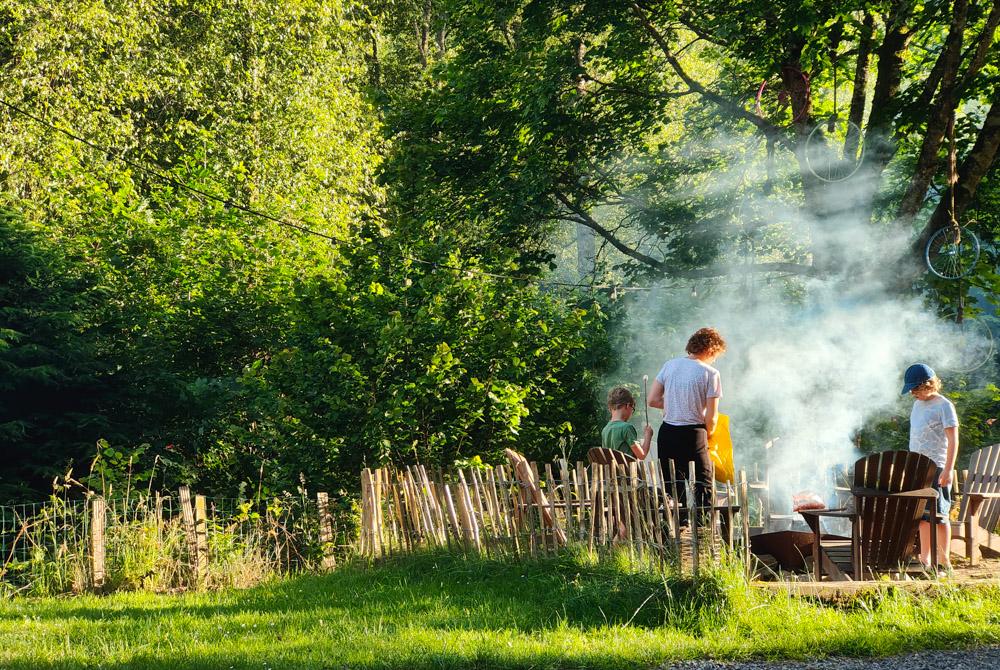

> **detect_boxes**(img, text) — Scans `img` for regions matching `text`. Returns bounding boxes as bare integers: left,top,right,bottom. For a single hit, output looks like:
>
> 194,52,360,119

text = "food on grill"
792,491,826,512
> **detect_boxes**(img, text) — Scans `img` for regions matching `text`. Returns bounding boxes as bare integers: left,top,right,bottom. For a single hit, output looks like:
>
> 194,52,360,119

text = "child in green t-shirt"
601,387,653,460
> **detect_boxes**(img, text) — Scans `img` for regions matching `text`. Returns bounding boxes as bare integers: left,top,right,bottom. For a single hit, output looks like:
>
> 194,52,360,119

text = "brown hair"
913,376,943,395
686,327,727,357
607,386,635,409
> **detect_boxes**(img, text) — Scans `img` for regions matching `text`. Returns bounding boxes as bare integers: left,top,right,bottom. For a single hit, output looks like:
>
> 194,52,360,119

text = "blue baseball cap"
901,363,935,395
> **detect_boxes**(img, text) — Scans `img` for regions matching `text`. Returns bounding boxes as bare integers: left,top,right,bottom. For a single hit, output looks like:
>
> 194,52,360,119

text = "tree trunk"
896,0,969,224
845,13,874,159
864,2,917,183
576,223,595,279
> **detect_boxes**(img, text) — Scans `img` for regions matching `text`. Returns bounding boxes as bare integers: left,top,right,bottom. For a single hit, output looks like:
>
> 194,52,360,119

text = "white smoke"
601,135,993,511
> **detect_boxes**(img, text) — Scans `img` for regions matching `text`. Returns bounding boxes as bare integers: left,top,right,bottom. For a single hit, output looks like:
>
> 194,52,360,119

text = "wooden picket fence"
359,458,755,572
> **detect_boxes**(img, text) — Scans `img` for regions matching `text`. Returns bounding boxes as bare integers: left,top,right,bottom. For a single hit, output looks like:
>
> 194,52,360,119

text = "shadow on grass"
4,551,998,669
0,549,724,632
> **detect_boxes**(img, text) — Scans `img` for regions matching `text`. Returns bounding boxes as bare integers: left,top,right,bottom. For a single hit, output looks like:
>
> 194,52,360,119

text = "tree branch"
910,0,1000,112
675,10,730,47
552,193,817,279
554,191,668,271
957,0,1000,92
628,2,794,151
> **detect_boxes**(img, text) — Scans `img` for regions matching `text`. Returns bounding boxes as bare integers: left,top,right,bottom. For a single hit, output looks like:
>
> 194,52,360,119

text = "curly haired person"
648,327,726,523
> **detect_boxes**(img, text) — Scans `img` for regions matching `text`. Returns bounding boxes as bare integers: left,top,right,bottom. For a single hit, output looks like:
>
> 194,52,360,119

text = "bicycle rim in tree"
925,227,980,279
753,68,810,127
941,315,994,373
804,119,864,183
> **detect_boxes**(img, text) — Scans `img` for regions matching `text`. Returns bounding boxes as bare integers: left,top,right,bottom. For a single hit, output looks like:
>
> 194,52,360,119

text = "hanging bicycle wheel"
924,226,980,279
754,68,810,126
804,118,864,183
940,314,994,373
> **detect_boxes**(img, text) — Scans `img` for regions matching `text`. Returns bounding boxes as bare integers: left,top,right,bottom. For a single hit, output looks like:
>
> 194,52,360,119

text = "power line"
0,98,342,243
0,97,788,296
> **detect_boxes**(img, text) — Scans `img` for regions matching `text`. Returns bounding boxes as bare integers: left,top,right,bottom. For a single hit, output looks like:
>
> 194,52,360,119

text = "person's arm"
631,424,654,460
941,426,959,487
704,396,720,436
648,379,665,410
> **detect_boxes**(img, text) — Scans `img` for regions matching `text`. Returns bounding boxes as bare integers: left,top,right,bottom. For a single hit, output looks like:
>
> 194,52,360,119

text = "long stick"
642,374,650,427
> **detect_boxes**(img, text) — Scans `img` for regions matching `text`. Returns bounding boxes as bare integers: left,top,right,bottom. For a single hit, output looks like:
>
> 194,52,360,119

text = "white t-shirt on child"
909,394,958,469
655,356,722,426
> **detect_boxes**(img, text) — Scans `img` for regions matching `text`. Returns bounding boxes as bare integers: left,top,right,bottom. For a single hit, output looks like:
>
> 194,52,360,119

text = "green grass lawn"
2,549,999,669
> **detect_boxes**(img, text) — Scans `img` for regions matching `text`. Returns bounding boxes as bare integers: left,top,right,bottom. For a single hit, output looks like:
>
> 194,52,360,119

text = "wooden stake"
709,474,718,561
458,471,481,551
317,492,337,570
740,469,751,562
588,464,598,551
487,467,510,547
544,463,558,550
179,486,200,580
688,461,699,576
373,469,384,553
648,461,664,553
472,468,493,542
194,494,208,581
559,460,573,540
669,459,681,563
443,484,461,544
627,461,641,547
574,462,586,541
90,496,106,591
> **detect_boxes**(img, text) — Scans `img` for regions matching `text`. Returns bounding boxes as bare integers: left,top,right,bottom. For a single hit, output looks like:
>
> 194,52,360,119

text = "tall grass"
0,484,355,596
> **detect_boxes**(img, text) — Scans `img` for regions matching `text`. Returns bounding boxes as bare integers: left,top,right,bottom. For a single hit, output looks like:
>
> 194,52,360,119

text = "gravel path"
662,646,1000,670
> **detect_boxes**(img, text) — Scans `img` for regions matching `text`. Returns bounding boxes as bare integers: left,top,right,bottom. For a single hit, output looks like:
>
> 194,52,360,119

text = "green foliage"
0,210,110,498
0,1,618,499
6,0,996,506
194,247,614,493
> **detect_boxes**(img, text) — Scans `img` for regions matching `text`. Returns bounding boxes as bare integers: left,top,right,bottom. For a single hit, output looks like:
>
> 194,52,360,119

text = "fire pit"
750,530,849,572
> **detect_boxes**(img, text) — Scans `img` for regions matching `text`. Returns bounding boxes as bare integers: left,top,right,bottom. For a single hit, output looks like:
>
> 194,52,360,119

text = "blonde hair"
607,386,635,409
913,376,943,394
686,327,727,357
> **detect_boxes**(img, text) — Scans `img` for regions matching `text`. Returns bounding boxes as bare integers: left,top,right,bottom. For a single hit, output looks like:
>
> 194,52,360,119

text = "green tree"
385,0,1000,287
0,209,111,498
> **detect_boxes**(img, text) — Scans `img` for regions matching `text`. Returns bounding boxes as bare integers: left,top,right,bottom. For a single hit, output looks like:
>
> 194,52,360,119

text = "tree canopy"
1,0,998,500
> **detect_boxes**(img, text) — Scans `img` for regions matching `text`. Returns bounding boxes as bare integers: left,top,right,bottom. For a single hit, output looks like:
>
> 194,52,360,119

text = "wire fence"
0,488,354,596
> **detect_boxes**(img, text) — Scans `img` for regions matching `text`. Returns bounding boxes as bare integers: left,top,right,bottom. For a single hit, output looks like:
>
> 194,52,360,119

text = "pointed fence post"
317,492,337,570
90,496,106,591
689,461,699,577
179,486,200,585
194,494,208,582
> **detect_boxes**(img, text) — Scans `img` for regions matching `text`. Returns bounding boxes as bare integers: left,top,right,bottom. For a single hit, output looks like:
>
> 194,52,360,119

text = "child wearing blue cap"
902,363,958,569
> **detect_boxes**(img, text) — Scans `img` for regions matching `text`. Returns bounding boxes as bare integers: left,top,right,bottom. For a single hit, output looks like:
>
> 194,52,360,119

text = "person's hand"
643,425,654,440
939,469,953,488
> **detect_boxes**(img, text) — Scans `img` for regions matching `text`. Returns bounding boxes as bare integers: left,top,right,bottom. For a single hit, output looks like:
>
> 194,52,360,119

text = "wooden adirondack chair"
503,449,567,546
587,447,637,466
800,451,938,581
952,443,1000,565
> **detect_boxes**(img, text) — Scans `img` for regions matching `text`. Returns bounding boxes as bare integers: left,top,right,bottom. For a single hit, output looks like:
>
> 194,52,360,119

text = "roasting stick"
642,374,650,428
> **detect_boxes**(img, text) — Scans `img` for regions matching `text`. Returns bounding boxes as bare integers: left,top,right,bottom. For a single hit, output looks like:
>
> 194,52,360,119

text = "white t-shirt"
655,356,722,426
909,394,958,469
